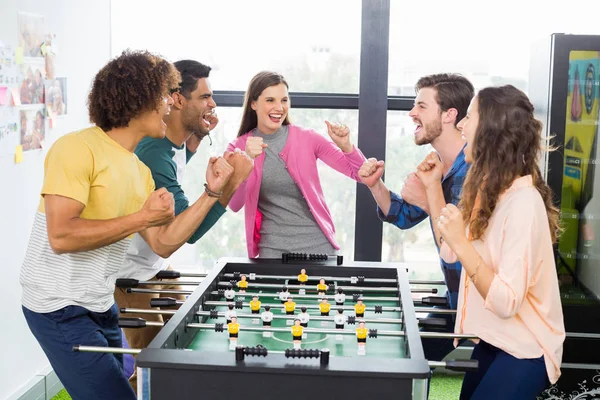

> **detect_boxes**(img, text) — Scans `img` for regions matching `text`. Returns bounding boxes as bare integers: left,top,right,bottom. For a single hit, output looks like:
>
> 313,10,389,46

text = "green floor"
52,374,463,399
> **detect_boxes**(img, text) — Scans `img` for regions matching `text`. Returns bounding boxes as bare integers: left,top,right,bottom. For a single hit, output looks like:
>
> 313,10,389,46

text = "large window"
111,0,361,93
388,0,600,95
167,107,359,268
381,111,442,279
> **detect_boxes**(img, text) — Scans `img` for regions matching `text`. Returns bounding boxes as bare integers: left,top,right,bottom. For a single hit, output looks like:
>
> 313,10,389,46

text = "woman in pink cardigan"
416,85,565,399
227,71,366,258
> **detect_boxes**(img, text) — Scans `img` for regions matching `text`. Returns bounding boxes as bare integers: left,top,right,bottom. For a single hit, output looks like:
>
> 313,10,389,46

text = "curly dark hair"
88,50,180,131
459,85,560,243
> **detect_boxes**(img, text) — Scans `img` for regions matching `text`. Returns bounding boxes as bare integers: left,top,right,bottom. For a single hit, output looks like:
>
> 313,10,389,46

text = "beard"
414,118,442,145
182,109,210,138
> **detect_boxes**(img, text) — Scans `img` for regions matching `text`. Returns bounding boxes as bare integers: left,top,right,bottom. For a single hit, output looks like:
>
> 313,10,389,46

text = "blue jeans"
23,304,136,400
460,340,550,400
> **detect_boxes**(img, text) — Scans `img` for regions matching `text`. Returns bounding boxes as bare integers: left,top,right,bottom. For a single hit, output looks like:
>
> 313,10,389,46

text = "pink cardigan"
227,124,367,258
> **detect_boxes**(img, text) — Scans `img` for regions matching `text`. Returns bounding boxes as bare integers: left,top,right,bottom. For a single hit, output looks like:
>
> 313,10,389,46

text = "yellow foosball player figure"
354,298,366,318
228,316,240,339
319,298,331,316
249,295,261,314
237,274,248,293
317,278,327,295
291,319,303,343
298,268,308,283
284,297,296,315
356,320,367,344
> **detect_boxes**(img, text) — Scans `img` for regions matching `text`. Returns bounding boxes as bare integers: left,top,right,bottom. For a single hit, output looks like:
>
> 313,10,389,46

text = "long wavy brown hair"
459,85,560,242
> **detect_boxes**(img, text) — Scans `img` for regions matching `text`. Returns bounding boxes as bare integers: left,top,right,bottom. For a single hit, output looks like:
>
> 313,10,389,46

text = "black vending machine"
530,33,600,398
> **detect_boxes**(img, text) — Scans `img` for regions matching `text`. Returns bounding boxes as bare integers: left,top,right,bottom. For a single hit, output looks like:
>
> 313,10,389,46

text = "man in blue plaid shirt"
358,73,474,362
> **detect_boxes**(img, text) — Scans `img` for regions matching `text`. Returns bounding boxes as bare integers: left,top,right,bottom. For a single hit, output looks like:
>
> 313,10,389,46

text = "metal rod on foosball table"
209,291,448,306
72,345,141,355
117,278,203,288
204,300,402,313
222,273,445,286
188,323,478,339
126,288,193,295
217,281,437,294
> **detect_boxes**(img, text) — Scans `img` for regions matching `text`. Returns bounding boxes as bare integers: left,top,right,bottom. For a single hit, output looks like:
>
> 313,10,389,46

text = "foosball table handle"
155,270,181,279
417,317,447,328
443,359,479,372
118,317,147,328
284,348,330,366
235,345,268,361
115,278,140,288
150,297,178,308
420,296,448,306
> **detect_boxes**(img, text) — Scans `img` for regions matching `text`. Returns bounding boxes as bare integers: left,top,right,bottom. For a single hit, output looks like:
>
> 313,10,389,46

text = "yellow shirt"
249,300,261,311
237,281,248,289
355,304,366,314
20,127,155,314
228,323,240,334
291,325,303,336
284,301,296,312
319,303,331,313
356,327,368,339
298,273,308,283
317,283,327,291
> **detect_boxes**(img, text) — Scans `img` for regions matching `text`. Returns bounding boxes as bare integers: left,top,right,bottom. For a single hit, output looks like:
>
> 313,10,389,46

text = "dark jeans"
23,303,136,400
460,340,550,400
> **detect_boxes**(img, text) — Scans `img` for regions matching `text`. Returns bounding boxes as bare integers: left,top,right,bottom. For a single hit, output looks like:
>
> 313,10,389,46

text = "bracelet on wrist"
469,257,481,285
204,183,222,198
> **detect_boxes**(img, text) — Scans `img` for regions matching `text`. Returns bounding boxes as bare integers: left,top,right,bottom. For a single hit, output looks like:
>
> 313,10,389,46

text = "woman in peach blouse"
416,85,565,399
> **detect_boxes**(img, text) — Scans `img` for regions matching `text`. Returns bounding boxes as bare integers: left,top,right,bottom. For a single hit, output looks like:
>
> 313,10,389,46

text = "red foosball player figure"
317,278,327,295
228,316,240,339
237,274,248,293
354,298,366,318
319,298,331,316
284,296,296,315
249,295,261,314
298,268,308,283
291,319,303,344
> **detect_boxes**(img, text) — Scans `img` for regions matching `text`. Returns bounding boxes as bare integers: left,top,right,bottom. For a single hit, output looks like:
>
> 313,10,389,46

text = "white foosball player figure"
298,306,310,338
224,284,236,301
278,286,290,304
261,305,274,337
334,287,346,306
334,308,346,341
225,303,237,324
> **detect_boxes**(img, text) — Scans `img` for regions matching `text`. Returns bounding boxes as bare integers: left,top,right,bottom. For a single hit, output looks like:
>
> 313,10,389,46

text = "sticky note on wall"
0,87,7,105
15,47,23,64
15,145,23,164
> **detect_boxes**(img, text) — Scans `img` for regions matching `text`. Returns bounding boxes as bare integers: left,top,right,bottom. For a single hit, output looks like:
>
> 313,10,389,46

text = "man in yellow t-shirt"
18,51,233,400
356,321,368,343
320,298,331,316
249,296,261,314
291,319,303,341
285,297,296,315
228,316,240,338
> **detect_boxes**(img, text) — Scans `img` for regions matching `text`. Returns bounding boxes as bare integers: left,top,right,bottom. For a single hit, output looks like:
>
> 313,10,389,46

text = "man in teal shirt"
113,60,253,391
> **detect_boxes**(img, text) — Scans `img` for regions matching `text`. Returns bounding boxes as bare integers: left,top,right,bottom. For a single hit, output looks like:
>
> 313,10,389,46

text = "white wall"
0,1,110,398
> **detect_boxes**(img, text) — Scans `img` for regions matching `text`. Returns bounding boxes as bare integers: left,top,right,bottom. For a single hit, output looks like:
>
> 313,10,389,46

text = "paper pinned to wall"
0,87,8,105
14,144,23,163
15,47,23,64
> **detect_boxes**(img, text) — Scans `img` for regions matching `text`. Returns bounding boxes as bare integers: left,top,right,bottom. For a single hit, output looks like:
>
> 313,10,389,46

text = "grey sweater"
254,126,336,258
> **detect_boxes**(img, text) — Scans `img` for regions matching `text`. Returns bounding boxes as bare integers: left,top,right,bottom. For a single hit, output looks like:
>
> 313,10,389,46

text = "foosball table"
77,256,478,399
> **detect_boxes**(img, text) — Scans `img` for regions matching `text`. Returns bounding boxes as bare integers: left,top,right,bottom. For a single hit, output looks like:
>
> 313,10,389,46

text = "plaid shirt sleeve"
377,191,429,229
